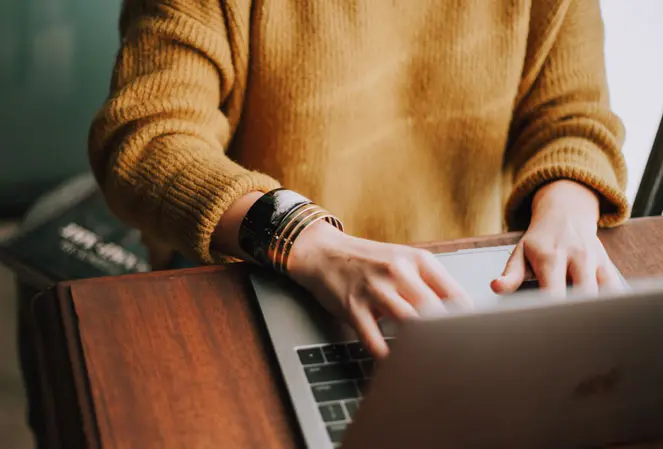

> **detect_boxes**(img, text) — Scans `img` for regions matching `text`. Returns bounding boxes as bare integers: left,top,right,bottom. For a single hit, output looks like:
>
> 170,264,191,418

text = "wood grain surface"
32,217,663,449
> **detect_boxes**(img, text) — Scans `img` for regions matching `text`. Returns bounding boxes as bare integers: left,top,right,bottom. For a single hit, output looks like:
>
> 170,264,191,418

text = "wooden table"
28,217,663,449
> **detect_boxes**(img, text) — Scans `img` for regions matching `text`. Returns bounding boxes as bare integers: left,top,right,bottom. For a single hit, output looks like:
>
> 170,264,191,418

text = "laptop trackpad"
434,247,514,309
379,247,517,337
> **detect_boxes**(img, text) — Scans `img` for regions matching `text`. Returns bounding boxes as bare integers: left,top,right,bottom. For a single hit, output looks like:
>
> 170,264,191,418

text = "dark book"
0,173,151,290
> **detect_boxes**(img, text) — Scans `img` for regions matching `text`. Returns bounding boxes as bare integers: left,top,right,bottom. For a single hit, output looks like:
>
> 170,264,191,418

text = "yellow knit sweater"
89,0,629,264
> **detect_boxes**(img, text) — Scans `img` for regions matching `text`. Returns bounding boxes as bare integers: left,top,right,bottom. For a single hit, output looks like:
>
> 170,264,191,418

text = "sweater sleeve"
88,0,280,264
504,0,629,230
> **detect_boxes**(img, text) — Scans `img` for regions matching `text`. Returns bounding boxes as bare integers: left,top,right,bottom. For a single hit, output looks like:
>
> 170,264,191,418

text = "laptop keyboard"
296,339,393,447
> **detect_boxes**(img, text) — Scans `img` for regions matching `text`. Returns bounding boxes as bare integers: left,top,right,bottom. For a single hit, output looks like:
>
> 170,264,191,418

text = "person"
88,0,629,358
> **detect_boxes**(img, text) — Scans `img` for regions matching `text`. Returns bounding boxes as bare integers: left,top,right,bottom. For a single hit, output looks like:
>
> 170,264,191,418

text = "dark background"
0,0,122,217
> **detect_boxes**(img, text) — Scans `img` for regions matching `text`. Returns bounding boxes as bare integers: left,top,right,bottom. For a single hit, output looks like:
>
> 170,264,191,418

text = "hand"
288,222,470,358
492,180,623,296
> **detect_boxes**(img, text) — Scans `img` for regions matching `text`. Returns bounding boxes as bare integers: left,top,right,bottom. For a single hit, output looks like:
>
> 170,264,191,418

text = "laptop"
249,245,663,448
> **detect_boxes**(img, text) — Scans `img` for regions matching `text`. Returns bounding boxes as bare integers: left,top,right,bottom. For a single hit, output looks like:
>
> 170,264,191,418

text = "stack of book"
0,173,151,290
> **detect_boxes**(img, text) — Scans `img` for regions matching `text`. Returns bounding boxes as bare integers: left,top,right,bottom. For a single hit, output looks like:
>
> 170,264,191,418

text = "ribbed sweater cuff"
505,140,630,230
154,156,281,264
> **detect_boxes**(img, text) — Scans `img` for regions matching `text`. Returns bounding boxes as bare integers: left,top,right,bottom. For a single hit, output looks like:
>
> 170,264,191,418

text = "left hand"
491,180,624,296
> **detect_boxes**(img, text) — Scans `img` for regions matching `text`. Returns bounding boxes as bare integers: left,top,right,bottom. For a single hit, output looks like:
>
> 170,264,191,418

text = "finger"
568,254,598,295
398,275,445,312
349,305,389,359
532,250,568,295
491,243,526,294
418,256,471,307
368,282,419,321
597,262,625,291
389,257,445,310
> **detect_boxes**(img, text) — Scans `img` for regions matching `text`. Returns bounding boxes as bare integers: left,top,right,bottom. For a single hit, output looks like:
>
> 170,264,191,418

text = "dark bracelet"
238,189,311,265
268,203,343,273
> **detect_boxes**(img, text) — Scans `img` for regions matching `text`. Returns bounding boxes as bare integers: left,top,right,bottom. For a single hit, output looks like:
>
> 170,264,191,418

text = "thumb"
491,243,526,294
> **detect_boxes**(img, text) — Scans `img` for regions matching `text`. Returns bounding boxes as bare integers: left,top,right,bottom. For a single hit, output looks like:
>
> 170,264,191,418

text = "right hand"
288,222,470,358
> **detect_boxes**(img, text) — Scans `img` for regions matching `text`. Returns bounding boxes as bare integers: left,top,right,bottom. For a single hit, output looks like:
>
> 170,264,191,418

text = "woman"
89,0,629,357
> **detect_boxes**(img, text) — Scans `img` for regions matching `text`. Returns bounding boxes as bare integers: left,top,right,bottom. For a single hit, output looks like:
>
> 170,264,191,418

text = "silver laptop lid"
342,279,663,449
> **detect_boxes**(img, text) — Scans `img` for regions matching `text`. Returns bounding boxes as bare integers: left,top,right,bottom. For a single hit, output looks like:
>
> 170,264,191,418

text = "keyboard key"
327,423,348,443
319,402,346,422
356,378,369,395
305,363,362,384
518,279,539,291
312,381,359,402
344,400,359,419
347,342,369,359
297,347,324,365
360,360,374,377
322,344,350,363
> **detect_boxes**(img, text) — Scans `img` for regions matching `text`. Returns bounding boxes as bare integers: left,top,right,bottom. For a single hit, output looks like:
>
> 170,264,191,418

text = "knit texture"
89,0,629,264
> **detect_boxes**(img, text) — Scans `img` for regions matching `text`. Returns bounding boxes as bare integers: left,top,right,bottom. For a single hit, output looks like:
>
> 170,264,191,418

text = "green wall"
0,0,121,216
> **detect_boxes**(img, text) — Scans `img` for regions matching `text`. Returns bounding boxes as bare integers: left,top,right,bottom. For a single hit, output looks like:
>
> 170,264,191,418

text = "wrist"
288,220,347,281
212,191,265,262
531,180,600,224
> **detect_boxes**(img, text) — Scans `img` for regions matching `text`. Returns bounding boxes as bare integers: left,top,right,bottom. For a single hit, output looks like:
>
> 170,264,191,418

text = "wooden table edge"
52,217,660,290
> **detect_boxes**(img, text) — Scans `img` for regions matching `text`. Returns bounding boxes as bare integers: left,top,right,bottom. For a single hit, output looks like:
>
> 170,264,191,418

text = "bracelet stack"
238,189,344,273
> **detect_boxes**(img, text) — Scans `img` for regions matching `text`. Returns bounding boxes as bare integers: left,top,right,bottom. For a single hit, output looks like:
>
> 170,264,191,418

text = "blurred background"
0,1,121,217
0,2,123,447
0,1,661,448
